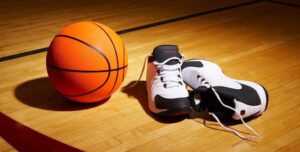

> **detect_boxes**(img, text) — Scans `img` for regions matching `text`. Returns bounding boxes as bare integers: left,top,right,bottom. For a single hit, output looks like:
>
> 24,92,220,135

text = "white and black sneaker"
146,45,191,116
182,59,269,139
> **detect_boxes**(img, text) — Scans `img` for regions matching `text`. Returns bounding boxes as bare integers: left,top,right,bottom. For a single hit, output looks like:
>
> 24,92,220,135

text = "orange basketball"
46,21,128,103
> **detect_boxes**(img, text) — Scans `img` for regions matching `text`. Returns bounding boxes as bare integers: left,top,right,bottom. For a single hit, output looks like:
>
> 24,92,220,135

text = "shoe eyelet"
240,110,246,115
163,84,167,88
178,81,183,85
157,70,160,75
160,77,164,82
197,75,201,79
178,74,181,78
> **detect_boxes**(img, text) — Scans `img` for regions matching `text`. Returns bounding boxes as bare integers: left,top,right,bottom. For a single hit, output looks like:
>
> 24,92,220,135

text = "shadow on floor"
14,77,107,111
122,80,260,138
122,80,188,123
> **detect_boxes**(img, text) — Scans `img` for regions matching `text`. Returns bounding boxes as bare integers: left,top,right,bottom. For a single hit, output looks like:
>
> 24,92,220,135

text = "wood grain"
0,0,252,58
0,2,300,151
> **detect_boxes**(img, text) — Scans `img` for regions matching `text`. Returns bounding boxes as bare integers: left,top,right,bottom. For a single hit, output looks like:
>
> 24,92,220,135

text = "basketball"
46,21,128,103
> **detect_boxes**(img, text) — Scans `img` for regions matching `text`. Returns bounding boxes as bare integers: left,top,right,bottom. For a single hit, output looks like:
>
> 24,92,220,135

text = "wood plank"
0,0,253,58
1,2,300,151
278,138,300,152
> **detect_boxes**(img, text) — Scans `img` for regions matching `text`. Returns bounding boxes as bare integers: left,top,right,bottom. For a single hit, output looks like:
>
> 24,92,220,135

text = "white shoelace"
128,55,184,88
127,55,149,88
153,57,183,88
197,75,259,139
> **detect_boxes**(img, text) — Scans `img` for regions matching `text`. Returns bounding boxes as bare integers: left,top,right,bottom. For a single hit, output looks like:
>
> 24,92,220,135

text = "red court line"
0,112,83,152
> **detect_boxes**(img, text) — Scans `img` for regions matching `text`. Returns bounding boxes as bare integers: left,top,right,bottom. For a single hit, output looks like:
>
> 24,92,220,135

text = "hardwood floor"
0,1,299,151
0,0,252,58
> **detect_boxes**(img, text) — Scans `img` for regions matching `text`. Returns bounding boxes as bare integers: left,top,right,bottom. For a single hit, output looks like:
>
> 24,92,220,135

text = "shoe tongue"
152,45,181,65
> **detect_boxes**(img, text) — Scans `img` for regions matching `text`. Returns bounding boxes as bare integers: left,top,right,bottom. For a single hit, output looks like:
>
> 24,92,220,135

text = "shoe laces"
128,55,184,88
153,57,183,88
196,74,259,140
127,55,149,88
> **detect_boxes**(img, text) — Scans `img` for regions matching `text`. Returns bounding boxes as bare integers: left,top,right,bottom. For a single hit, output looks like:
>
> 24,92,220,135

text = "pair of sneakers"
146,45,268,139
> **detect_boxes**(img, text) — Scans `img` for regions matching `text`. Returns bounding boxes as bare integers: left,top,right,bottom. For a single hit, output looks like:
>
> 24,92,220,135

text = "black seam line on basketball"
92,22,120,94
62,66,127,98
91,22,120,95
266,0,300,8
0,0,262,62
55,35,111,71
54,34,112,97
47,64,127,72
121,44,125,82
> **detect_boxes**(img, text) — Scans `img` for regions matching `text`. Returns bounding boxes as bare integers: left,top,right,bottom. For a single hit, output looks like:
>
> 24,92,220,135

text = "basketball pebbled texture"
46,21,128,103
